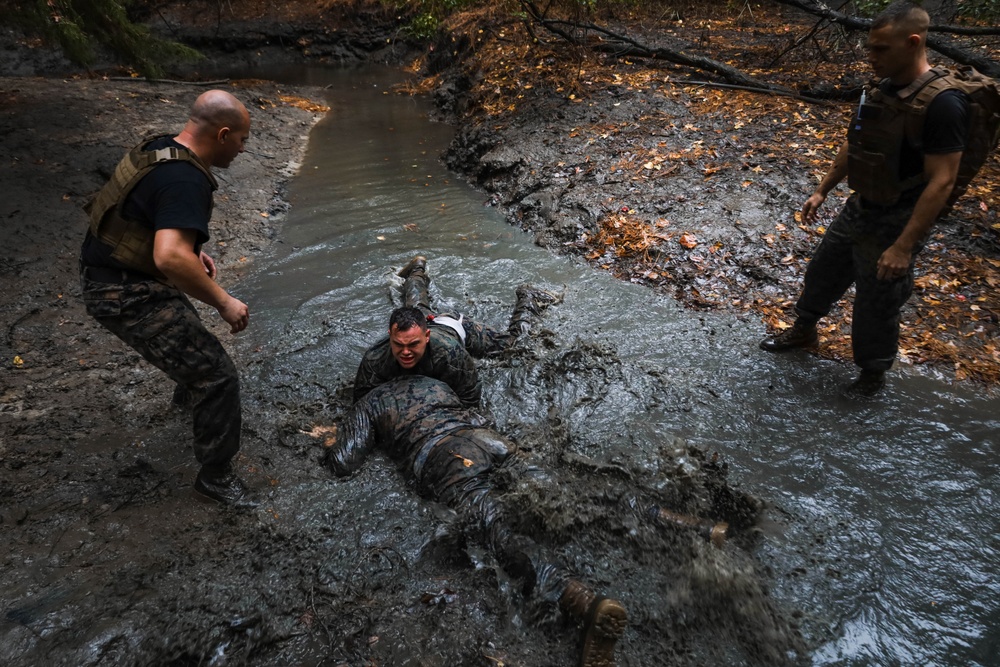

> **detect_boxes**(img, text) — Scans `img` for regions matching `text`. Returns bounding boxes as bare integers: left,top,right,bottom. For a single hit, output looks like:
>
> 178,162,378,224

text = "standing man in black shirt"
759,1,969,397
80,89,256,507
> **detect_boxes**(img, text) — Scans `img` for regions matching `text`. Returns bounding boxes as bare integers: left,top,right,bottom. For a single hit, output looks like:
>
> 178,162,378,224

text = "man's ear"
218,127,230,144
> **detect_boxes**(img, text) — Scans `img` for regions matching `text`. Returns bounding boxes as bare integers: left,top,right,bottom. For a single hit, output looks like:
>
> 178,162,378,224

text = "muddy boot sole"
397,255,427,279
579,597,628,667
515,284,564,312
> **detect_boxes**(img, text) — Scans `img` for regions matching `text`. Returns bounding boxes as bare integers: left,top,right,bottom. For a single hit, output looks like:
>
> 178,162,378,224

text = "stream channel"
228,64,997,666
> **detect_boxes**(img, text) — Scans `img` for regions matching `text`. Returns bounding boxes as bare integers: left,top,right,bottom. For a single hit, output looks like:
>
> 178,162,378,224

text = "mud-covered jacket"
325,376,503,485
847,66,1000,208
84,135,218,280
353,324,481,407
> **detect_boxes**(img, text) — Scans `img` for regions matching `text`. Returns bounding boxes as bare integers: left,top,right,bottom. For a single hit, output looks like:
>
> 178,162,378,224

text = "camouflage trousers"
795,194,923,372
402,271,524,356
80,266,241,469
420,428,573,603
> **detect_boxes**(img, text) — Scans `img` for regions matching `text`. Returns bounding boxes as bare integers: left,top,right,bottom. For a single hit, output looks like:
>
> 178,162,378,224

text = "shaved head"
872,1,929,37
175,89,251,169
189,89,249,134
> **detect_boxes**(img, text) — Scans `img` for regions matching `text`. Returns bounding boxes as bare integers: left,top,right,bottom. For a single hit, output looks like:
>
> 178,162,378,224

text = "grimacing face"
389,323,430,369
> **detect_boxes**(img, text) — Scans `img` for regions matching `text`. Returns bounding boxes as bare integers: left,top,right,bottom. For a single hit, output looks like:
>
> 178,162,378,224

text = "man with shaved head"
80,89,256,507
760,1,973,397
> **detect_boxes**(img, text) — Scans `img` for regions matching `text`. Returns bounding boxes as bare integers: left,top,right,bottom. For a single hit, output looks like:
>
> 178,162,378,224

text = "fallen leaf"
451,451,474,467
301,424,338,438
679,233,698,249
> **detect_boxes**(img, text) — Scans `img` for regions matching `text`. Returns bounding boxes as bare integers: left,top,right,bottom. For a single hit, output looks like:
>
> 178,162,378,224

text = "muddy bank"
426,8,1000,385
0,74,325,458
0,72,327,664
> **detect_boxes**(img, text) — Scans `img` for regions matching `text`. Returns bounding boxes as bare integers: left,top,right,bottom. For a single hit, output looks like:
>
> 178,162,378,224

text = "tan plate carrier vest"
847,66,1000,210
84,135,218,280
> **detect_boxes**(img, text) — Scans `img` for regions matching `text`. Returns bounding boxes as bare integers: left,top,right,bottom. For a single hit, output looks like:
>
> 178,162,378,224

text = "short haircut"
190,90,249,132
389,307,428,332
872,1,929,35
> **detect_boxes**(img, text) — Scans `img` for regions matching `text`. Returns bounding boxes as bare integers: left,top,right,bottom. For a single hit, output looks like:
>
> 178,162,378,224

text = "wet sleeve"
322,401,379,477
923,90,969,155
352,342,390,403
353,359,377,404
447,352,482,408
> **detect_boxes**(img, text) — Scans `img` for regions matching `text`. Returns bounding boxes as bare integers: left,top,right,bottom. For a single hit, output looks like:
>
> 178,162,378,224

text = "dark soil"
425,5,1000,383
1,1,997,665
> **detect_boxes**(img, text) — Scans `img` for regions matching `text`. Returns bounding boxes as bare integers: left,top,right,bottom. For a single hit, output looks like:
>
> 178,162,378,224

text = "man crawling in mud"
353,255,560,407
321,374,628,667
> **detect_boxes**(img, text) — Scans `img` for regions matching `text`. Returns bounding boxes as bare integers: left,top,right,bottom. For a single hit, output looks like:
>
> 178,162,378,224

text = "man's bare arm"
876,150,961,281
802,141,849,223
153,228,249,333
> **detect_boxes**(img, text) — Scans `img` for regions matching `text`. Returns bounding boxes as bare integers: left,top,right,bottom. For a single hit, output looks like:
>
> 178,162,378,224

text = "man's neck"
891,59,931,87
173,128,213,171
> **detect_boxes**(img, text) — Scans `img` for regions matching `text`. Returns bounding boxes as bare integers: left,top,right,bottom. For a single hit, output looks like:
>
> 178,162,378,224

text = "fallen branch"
105,77,231,86
680,79,833,104
518,0,793,93
768,14,831,68
777,0,1000,35
773,0,1000,77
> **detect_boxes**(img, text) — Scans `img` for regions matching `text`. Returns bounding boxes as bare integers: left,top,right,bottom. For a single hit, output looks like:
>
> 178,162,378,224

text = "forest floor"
423,2,1000,384
1,1,998,665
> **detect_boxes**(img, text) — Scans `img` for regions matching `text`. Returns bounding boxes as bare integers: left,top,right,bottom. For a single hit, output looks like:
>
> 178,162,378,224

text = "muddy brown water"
225,64,999,667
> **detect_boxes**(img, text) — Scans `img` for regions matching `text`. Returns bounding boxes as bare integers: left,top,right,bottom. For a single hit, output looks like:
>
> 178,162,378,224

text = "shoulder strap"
86,136,218,234
903,68,960,147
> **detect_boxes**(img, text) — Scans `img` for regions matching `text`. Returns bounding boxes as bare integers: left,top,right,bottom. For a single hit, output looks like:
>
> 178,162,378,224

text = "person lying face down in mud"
322,374,629,667
353,255,560,407
321,375,732,664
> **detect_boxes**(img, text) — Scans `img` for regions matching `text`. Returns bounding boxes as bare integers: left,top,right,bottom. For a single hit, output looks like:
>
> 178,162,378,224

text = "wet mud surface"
1,1,996,666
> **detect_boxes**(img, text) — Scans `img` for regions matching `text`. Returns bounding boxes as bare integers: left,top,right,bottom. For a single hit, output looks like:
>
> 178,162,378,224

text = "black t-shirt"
82,136,213,269
879,80,970,183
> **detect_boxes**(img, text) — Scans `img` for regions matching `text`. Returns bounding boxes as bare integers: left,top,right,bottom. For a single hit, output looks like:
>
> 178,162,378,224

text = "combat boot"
397,255,427,279
194,464,259,509
509,284,562,336
560,580,628,667
759,319,819,352
399,256,431,311
843,369,886,398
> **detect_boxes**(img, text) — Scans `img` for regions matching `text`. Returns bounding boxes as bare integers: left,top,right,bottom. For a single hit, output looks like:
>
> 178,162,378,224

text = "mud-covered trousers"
80,267,241,469
794,194,923,372
421,428,572,603
402,271,528,356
